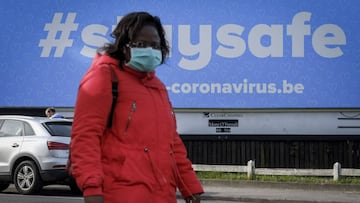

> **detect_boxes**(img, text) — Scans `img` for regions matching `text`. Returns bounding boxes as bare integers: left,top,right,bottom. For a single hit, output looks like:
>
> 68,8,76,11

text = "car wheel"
0,183,10,192
68,177,82,195
13,160,43,195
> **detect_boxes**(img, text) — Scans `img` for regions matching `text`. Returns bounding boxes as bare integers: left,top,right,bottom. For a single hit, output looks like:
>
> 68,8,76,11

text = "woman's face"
124,25,161,62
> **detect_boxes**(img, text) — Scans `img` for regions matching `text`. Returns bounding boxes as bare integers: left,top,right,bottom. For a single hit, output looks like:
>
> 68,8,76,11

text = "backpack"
67,65,118,176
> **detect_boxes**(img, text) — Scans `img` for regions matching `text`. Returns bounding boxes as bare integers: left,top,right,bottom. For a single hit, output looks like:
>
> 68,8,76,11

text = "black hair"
99,11,170,66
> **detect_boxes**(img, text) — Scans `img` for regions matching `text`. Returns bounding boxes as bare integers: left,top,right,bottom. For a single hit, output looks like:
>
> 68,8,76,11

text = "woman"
70,11,203,203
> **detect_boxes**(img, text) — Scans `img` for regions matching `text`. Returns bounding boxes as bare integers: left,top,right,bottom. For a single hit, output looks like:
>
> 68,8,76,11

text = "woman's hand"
84,195,104,203
185,194,201,203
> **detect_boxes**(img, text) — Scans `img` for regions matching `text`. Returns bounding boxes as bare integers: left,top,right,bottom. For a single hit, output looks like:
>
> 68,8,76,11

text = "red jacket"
70,54,203,202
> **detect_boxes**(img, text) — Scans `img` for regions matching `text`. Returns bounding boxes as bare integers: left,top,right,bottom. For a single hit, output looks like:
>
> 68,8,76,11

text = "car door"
0,119,24,174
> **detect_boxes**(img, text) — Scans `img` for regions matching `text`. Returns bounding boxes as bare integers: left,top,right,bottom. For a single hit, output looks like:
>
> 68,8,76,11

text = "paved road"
0,194,239,203
2,180,360,203
0,184,246,203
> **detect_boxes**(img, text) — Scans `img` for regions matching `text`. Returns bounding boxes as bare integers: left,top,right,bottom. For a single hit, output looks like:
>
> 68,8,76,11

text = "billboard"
1,0,359,108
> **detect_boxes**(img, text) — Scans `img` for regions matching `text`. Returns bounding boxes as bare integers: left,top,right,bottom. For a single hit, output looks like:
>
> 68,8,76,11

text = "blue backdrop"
1,0,359,108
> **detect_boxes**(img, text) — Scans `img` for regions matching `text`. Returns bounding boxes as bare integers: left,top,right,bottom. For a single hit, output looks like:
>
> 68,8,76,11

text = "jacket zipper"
124,101,136,133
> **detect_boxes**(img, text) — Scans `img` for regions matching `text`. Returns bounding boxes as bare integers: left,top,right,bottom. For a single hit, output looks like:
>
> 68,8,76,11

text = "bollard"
247,160,255,180
333,162,341,181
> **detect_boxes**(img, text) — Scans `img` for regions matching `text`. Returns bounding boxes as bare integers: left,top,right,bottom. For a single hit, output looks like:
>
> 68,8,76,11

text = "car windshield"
43,122,72,137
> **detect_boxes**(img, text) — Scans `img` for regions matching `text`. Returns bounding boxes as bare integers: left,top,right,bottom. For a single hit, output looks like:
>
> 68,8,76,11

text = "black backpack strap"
107,65,118,128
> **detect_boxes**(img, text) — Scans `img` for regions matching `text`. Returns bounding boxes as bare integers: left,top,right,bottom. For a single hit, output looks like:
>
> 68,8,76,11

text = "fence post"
247,160,255,180
333,162,341,181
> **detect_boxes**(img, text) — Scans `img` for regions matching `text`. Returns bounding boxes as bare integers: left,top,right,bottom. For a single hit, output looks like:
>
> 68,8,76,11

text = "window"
0,120,23,137
24,122,35,136
44,122,72,137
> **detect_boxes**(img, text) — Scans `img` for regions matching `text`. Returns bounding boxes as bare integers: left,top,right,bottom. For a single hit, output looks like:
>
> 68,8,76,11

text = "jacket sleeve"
172,132,204,198
70,64,113,197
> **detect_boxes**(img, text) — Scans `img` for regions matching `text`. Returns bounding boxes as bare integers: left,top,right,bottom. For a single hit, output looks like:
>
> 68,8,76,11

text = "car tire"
68,177,82,195
0,183,10,192
13,160,43,195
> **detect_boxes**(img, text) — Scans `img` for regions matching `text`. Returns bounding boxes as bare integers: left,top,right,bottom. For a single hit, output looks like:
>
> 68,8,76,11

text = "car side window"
24,122,35,136
0,119,4,137
0,120,24,137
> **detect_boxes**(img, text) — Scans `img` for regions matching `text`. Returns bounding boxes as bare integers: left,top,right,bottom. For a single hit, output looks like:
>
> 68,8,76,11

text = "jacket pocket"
112,147,157,189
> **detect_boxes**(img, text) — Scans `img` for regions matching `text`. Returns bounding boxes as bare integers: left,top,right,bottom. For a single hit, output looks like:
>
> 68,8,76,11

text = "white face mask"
126,47,162,72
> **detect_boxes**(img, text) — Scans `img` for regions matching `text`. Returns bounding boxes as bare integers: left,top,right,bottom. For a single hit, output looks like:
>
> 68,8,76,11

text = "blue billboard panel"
1,0,359,108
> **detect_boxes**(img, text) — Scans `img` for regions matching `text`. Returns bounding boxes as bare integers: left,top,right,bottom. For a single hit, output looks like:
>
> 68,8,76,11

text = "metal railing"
193,161,360,180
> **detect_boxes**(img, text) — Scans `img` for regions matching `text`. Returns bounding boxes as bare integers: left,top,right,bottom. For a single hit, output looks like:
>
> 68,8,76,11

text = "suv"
0,115,79,195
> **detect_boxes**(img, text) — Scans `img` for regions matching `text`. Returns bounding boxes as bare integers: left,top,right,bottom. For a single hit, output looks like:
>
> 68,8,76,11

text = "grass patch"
196,171,360,185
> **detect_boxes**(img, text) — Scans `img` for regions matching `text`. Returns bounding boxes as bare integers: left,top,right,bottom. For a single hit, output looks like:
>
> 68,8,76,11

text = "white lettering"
248,24,283,57
312,24,346,58
286,12,311,57
81,24,109,57
167,80,304,95
216,24,246,58
79,12,347,71
178,25,212,70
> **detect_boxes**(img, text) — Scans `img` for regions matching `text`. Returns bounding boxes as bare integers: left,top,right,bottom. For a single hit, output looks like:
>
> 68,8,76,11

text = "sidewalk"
198,179,360,203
